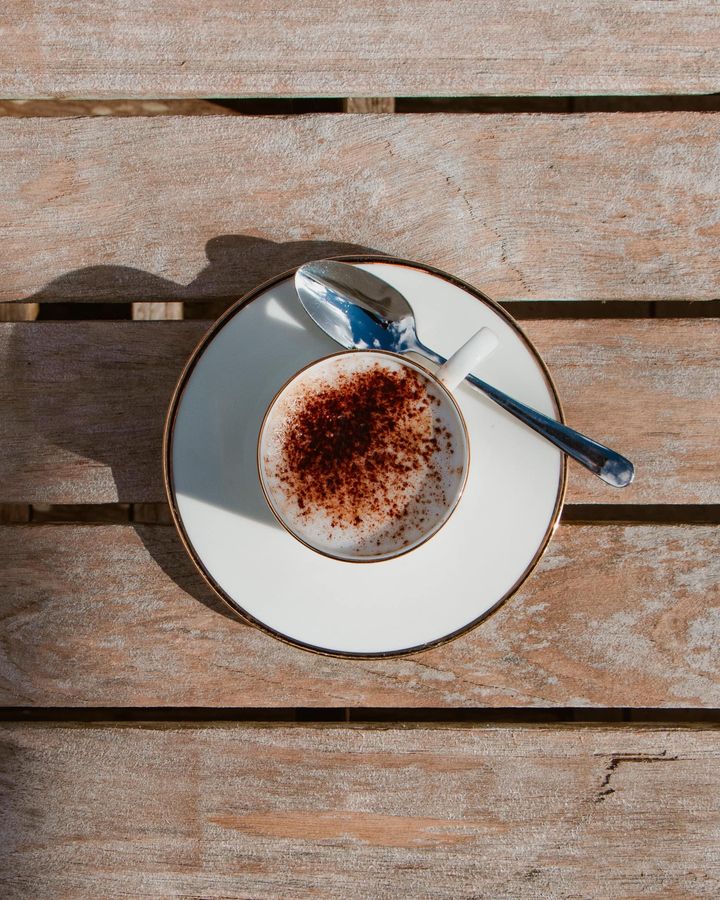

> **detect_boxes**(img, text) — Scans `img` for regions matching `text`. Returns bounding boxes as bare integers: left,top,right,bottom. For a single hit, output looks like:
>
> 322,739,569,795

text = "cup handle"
436,328,499,391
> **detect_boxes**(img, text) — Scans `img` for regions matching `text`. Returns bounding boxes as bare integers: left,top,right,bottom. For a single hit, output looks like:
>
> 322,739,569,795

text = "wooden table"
1,3,719,896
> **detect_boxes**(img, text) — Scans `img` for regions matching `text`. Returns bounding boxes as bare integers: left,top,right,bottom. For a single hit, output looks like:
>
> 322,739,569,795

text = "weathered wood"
523,319,720,505
1,723,717,898
0,98,232,116
131,300,184,320
343,98,395,113
0,304,38,321
1,320,717,505
1,1,718,97
0,504,30,524
1,115,719,303
0,322,203,504
1,523,718,707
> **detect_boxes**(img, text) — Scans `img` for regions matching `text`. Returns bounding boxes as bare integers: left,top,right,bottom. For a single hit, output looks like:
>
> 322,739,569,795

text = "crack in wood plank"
593,749,681,803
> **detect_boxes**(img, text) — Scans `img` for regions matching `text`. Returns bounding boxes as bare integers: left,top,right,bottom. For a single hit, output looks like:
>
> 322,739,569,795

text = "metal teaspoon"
294,260,634,488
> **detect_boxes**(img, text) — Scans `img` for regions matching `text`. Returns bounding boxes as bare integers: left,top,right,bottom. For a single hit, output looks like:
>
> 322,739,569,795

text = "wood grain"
343,98,395,113
524,319,720,505
1,115,719,303
0,98,232,116
1,523,718,707
1,723,718,897
0,303,38,322
1,1,718,98
131,300,183,320
1,320,717,505
0,504,30,524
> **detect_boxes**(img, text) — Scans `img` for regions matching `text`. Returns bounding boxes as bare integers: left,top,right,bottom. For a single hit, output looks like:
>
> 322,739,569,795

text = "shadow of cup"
9,234,385,623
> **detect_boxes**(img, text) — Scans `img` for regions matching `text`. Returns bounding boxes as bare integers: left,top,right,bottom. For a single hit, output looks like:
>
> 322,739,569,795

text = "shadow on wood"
24,234,380,304
13,234,384,625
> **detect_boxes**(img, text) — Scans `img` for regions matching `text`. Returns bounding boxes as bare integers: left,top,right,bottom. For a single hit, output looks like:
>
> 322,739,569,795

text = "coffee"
259,353,467,561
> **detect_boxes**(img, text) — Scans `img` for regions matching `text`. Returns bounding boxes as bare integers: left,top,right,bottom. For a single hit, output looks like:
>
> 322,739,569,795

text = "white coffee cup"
258,328,498,562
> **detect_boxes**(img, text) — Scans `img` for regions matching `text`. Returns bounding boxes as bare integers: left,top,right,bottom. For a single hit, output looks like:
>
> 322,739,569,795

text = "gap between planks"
2,96,720,117
0,708,718,727
3,503,720,526
2,301,719,321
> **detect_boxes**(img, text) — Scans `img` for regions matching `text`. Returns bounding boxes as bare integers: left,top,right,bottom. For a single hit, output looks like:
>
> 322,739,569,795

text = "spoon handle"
415,342,634,488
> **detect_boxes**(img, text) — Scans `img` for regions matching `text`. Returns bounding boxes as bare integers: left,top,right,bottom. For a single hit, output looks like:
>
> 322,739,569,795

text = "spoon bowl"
295,260,420,354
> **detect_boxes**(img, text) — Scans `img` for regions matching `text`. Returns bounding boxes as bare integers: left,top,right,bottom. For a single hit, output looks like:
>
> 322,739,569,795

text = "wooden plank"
343,98,395,113
0,504,30,524
0,304,38,322
0,323,202,504
0,114,718,303
0,99,231,116
131,300,183,320
524,319,720,506
1,723,718,897
1,320,717,505
1,523,718,707
1,1,718,98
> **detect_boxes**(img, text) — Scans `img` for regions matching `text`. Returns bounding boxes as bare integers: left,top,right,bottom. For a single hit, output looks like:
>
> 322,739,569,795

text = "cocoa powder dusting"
272,362,449,539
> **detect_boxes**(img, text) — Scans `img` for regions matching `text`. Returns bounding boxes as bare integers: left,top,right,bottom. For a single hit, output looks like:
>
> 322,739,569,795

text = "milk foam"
259,353,468,562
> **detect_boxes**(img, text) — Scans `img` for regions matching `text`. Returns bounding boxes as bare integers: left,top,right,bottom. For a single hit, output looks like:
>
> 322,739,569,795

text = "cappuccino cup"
258,329,497,562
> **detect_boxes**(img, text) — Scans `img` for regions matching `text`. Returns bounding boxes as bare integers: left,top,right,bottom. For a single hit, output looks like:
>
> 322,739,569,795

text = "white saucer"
165,259,566,657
